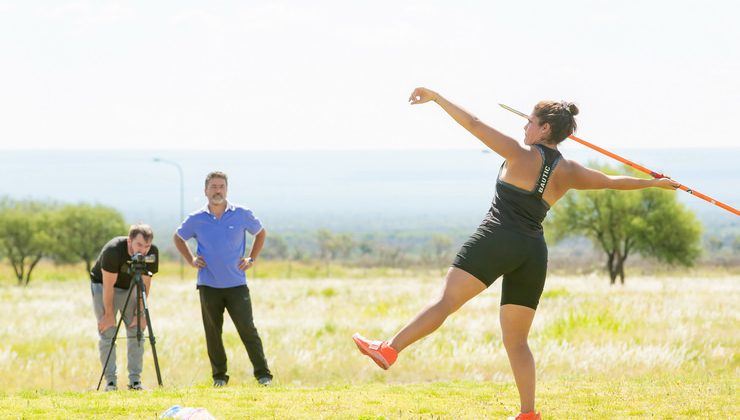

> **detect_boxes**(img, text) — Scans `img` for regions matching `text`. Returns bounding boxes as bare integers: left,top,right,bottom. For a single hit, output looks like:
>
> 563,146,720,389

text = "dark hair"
128,224,154,242
533,100,579,144
205,171,228,188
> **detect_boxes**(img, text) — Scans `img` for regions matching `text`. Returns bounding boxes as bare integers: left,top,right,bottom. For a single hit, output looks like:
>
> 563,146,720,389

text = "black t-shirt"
90,237,159,290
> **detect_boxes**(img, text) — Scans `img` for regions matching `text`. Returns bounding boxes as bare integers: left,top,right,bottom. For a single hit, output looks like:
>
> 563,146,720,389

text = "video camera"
127,252,156,275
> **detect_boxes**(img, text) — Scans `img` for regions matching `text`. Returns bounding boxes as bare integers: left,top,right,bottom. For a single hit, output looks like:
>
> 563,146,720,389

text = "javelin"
499,103,740,217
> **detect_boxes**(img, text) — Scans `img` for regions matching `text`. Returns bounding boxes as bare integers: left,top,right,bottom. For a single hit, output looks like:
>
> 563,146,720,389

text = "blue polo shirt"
176,202,263,288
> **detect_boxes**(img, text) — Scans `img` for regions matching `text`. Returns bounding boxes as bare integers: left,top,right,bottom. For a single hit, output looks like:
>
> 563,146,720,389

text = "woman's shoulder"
516,144,568,164
512,144,545,161
552,156,583,172
549,157,587,187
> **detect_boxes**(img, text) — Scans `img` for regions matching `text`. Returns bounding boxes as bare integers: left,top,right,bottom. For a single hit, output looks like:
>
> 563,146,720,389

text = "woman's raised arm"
409,87,527,161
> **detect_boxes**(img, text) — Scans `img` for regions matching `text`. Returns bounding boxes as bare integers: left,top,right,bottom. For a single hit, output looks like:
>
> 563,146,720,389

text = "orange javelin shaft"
499,103,740,217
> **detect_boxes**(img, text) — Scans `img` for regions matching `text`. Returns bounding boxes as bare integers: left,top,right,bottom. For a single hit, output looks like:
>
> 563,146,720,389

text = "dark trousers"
198,285,272,382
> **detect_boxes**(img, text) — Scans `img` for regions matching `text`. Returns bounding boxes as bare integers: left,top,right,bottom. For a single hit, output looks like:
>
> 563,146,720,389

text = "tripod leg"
135,274,164,387
96,284,135,391
126,283,146,387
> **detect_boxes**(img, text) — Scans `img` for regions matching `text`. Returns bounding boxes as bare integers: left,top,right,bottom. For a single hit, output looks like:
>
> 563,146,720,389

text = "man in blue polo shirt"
173,171,273,387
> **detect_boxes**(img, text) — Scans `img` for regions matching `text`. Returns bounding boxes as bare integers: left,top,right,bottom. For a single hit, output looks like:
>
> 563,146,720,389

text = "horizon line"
1,146,738,152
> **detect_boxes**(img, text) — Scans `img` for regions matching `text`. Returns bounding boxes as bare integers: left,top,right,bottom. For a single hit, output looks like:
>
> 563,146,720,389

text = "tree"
50,204,127,274
261,234,290,260
316,229,355,276
0,200,55,286
428,233,453,266
376,244,406,268
332,233,356,260
547,165,702,284
705,235,724,253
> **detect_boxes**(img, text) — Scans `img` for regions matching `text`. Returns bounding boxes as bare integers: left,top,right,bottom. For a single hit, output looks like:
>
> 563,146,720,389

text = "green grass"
0,377,734,419
0,260,445,286
0,273,737,418
540,287,570,300
540,306,636,343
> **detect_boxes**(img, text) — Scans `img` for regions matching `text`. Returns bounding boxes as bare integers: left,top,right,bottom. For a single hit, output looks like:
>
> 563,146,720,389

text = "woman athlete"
353,87,679,420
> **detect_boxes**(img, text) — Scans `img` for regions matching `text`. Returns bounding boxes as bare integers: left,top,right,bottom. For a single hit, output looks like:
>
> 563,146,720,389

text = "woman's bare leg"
388,267,486,352
500,303,537,413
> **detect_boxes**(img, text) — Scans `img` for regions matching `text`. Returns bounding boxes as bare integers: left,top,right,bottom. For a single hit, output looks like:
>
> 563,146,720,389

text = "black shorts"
452,226,548,310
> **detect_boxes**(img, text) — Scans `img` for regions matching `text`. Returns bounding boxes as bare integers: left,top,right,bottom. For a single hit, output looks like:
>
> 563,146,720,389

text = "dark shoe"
128,381,144,391
257,376,272,386
213,378,227,388
104,381,117,392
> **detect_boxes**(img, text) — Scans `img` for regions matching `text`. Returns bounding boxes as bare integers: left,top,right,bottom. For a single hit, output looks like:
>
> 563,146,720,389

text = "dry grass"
0,273,737,393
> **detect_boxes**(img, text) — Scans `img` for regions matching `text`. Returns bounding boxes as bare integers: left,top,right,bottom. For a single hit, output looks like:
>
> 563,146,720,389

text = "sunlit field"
0,269,737,418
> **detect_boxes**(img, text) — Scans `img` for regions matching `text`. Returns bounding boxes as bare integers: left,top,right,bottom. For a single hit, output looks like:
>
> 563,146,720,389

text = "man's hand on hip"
192,256,207,268
239,257,254,271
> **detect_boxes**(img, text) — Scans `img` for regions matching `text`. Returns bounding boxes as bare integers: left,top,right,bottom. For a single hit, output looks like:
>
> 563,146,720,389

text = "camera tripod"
96,268,163,390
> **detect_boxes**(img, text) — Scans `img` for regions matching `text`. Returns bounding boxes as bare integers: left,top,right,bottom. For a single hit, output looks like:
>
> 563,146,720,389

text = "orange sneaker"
508,411,541,420
352,333,398,370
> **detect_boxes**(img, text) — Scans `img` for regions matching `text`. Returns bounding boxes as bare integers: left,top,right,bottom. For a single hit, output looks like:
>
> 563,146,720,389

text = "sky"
1,0,738,151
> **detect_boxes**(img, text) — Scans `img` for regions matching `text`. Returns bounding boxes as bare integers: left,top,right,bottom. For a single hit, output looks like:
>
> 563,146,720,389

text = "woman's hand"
654,177,681,190
408,87,438,105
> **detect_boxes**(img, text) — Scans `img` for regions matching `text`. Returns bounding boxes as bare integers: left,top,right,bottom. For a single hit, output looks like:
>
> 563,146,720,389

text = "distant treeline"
0,197,470,285
1,190,738,286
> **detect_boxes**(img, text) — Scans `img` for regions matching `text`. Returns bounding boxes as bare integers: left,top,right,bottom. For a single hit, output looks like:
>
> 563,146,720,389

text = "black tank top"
481,144,562,237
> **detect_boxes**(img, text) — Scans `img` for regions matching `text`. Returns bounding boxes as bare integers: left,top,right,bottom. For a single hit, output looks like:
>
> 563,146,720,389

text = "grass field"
0,270,737,418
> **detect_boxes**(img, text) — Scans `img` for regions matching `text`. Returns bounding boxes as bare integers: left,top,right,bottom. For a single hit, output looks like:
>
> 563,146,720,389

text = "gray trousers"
91,282,144,385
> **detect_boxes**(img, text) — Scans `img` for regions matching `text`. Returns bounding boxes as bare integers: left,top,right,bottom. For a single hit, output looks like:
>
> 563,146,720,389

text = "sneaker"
352,333,398,370
508,411,541,420
257,376,272,386
104,382,117,392
128,381,144,391
213,378,227,388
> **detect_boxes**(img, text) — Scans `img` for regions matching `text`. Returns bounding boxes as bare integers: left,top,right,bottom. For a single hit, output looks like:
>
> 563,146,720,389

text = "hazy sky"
1,1,738,150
